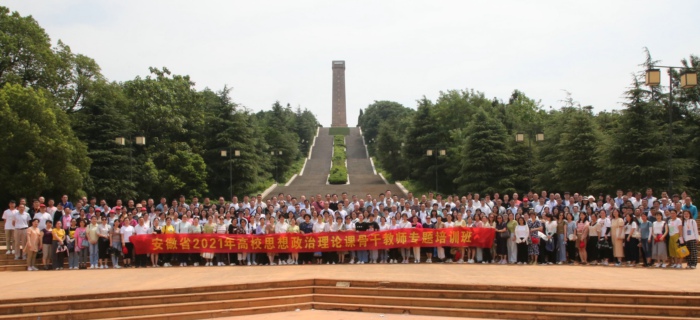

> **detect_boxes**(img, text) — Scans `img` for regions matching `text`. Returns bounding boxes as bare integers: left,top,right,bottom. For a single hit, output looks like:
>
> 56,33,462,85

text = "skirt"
528,237,539,255
613,238,624,258
668,234,680,258
586,236,599,261
496,235,508,255
651,239,668,260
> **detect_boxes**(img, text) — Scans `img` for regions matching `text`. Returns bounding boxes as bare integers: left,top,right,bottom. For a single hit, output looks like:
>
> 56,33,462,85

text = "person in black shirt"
299,214,314,265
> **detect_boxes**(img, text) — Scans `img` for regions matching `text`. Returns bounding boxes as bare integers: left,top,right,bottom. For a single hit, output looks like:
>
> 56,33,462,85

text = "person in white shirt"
667,210,683,268
681,210,698,269
36,205,52,231
120,217,135,268
133,217,150,268
13,205,30,260
336,203,348,220
275,215,290,265
3,201,18,255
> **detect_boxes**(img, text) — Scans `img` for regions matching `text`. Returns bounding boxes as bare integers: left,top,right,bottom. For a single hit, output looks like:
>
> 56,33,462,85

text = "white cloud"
5,0,699,125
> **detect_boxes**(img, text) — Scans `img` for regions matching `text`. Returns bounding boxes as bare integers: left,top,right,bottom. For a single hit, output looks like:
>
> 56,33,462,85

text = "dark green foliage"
329,135,347,184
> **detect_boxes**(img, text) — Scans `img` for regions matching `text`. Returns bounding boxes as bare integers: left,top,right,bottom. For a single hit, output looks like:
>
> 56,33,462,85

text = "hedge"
329,135,348,184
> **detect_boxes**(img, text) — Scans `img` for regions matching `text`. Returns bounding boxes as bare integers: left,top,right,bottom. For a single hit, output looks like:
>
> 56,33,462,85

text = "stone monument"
331,60,347,127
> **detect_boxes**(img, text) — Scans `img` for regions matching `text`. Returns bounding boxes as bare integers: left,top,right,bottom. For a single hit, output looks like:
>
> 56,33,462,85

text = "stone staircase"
269,127,404,199
0,279,698,319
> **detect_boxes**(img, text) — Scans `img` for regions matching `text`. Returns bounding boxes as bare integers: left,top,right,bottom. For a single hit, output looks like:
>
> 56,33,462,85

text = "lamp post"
515,132,544,191
115,136,146,186
270,150,283,183
426,148,446,192
221,149,240,199
645,67,697,194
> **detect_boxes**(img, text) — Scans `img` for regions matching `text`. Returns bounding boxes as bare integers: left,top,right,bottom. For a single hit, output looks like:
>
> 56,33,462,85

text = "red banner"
129,227,495,254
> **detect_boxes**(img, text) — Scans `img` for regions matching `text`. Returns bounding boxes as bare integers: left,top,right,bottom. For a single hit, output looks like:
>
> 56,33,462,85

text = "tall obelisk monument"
331,60,347,127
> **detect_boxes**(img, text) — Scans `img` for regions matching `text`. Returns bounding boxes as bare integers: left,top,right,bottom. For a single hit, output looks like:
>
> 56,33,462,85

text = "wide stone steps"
0,279,697,320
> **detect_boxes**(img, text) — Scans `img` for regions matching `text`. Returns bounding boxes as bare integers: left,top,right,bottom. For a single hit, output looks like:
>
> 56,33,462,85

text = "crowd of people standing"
2,188,698,271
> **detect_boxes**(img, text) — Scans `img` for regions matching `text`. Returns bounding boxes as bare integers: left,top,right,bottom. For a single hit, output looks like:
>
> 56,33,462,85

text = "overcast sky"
5,1,699,126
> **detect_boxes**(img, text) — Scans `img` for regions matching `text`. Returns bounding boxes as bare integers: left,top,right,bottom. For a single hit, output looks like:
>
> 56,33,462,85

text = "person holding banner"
388,216,400,264
288,218,300,265
398,213,412,264
312,214,326,265
379,216,390,263
454,214,467,264
275,215,289,265
189,217,202,266
299,214,314,265
410,215,423,264
201,217,216,266
149,218,162,267
343,215,356,264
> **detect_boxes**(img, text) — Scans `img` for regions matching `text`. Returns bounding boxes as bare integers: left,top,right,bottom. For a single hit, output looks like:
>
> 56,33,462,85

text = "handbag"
632,231,641,239
677,245,690,258
597,239,610,250
568,234,577,241
579,240,586,249
67,239,75,251
81,239,89,247
56,244,67,253
122,246,129,255
545,240,555,252
500,230,510,239
530,236,540,245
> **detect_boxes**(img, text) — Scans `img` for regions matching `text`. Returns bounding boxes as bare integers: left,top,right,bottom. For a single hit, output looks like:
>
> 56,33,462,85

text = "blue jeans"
379,249,388,262
640,238,651,260
357,250,368,262
111,242,122,267
557,233,566,262
89,243,99,265
246,253,256,263
69,251,79,268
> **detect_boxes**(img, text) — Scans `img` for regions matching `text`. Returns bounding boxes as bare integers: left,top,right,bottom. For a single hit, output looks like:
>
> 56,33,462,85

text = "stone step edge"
313,293,699,315
314,286,700,305
0,294,314,320
90,302,312,320
1,284,697,308
0,286,314,313
312,302,697,320
0,279,314,304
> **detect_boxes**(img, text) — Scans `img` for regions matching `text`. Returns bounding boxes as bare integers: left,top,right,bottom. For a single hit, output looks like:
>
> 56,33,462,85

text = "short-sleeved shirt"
121,225,135,242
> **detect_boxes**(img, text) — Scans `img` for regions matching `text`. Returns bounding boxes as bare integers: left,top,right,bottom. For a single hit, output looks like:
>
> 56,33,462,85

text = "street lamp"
115,136,147,187
221,149,240,199
516,132,544,191
427,149,446,192
645,66,697,193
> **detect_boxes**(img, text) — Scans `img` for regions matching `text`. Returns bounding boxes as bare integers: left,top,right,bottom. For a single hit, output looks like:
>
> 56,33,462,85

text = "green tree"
455,111,514,195
405,98,442,192
0,84,90,199
553,109,601,193
71,81,136,201
357,100,413,155
597,77,670,192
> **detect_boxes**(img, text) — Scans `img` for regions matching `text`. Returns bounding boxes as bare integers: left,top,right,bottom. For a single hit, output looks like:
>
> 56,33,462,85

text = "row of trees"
0,7,319,204
360,51,700,196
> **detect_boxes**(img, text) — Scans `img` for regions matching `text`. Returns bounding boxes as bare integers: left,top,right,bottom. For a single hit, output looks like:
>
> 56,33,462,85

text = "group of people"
2,188,698,271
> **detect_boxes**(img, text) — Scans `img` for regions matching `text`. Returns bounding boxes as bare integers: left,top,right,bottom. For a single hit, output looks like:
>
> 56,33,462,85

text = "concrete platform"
2,263,697,300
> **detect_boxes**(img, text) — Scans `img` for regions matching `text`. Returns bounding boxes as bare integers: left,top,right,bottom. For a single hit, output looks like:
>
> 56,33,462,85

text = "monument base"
328,127,350,135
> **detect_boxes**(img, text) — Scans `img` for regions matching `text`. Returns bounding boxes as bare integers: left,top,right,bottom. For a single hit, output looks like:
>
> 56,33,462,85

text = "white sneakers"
193,262,199,267
6,250,11,255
